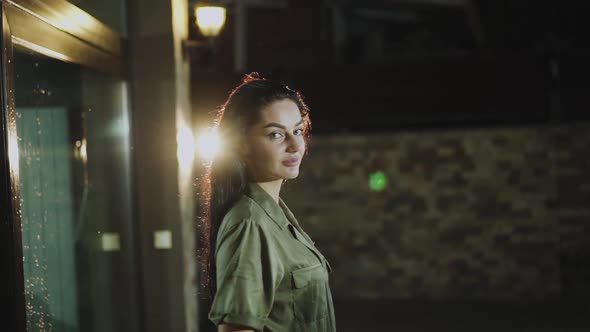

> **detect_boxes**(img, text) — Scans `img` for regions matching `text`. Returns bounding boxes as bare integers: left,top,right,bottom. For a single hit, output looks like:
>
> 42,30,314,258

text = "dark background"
190,2,590,332
190,0,589,133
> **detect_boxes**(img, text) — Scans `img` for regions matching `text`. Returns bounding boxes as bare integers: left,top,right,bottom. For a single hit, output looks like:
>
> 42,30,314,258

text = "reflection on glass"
14,49,137,332
18,105,78,332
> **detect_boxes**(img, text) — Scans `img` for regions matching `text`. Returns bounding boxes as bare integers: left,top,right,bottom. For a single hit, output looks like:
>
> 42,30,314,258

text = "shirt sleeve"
208,218,282,331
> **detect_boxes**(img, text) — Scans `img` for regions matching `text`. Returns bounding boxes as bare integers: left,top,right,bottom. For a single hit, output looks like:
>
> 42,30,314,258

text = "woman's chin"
283,169,300,179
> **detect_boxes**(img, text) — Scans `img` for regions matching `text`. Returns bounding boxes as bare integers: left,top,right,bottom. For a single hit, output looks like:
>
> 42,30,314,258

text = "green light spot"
369,171,388,192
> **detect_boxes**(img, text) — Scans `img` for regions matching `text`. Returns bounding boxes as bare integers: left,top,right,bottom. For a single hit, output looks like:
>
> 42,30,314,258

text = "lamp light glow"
195,6,226,37
196,129,221,161
177,126,196,172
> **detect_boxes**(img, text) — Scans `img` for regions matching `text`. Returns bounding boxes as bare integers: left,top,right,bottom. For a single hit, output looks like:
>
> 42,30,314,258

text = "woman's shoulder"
219,195,269,232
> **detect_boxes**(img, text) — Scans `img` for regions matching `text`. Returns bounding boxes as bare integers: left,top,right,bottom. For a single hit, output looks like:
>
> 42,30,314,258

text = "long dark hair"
199,73,311,298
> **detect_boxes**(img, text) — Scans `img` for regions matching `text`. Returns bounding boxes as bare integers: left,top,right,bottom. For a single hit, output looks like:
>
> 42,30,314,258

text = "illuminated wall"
282,122,590,300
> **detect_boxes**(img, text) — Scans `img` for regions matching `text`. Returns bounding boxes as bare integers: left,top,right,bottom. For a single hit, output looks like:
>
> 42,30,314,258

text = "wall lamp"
182,2,227,60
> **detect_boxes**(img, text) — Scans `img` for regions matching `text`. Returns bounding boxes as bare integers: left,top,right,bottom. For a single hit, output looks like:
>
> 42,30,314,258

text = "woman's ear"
237,141,249,159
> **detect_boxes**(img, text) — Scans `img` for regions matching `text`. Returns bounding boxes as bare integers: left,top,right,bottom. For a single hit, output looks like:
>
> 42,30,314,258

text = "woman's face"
240,99,306,182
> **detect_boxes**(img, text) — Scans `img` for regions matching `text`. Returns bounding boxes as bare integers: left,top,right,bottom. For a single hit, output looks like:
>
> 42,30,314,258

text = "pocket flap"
291,263,323,289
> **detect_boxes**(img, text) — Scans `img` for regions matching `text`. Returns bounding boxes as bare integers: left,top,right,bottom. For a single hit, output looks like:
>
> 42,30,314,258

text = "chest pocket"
291,263,329,323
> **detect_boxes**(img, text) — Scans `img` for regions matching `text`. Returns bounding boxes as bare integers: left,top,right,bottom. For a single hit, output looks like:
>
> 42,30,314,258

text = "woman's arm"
211,219,275,332
218,323,255,332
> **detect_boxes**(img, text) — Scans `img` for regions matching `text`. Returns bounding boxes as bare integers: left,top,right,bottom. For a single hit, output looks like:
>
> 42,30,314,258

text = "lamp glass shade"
195,6,226,37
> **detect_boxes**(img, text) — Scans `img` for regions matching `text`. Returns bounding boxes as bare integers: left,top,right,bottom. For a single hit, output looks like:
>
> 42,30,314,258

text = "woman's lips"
282,158,300,167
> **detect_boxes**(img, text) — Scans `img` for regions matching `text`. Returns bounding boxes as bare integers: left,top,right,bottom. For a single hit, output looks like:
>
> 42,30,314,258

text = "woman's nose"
286,135,304,152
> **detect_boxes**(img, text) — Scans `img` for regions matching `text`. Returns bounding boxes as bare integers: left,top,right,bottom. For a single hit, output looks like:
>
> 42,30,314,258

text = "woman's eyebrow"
262,119,304,129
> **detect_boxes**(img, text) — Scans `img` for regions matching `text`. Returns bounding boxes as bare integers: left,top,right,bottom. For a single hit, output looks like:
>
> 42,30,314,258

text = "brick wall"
282,122,590,300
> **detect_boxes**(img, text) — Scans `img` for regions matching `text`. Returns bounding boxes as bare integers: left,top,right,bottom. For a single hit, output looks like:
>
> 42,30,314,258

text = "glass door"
1,2,139,332
14,48,138,332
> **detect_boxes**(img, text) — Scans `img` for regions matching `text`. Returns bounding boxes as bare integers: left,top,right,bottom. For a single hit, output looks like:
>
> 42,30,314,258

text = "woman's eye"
294,128,304,136
269,132,284,139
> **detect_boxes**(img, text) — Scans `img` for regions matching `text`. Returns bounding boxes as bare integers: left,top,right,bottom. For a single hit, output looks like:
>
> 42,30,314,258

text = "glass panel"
14,48,138,332
67,0,127,36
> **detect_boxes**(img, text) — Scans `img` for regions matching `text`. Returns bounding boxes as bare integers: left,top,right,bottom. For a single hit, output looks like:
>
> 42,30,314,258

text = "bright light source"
195,6,226,37
196,129,221,161
369,171,388,192
177,126,196,172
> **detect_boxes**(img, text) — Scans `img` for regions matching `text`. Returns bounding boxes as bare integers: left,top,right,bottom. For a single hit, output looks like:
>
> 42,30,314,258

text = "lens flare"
196,129,221,161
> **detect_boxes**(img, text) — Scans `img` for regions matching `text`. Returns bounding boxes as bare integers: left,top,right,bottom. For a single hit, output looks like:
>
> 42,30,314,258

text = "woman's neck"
256,180,283,203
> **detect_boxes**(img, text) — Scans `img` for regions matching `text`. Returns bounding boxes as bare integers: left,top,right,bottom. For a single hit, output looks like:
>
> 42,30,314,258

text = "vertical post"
234,0,247,72
1,8,27,332
464,0,487,54
127,0,197,331
331,5,346,63
172,0,198,330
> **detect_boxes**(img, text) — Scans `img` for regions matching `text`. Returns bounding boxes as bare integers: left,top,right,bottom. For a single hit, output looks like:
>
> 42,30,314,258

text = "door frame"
0,1,125,331
3,0,123,75
1,6,25,331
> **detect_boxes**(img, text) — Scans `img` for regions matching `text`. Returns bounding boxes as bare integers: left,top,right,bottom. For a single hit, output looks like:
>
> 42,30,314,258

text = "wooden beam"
463,0,487,53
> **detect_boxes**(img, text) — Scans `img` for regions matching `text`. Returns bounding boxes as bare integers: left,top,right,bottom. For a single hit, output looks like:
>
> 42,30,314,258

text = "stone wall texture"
282,122,590,301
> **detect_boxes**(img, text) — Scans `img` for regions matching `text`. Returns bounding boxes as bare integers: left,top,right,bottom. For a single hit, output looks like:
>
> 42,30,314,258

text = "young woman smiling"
201,73,336,332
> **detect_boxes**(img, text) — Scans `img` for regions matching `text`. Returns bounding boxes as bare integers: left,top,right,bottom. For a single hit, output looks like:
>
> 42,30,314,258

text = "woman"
200,73,336,332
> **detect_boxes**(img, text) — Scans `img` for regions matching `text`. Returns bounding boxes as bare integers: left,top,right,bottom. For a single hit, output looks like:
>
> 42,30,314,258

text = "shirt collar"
245,182,289,229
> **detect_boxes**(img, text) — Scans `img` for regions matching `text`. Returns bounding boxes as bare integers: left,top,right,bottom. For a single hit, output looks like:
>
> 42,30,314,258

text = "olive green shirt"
208,183,336,332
